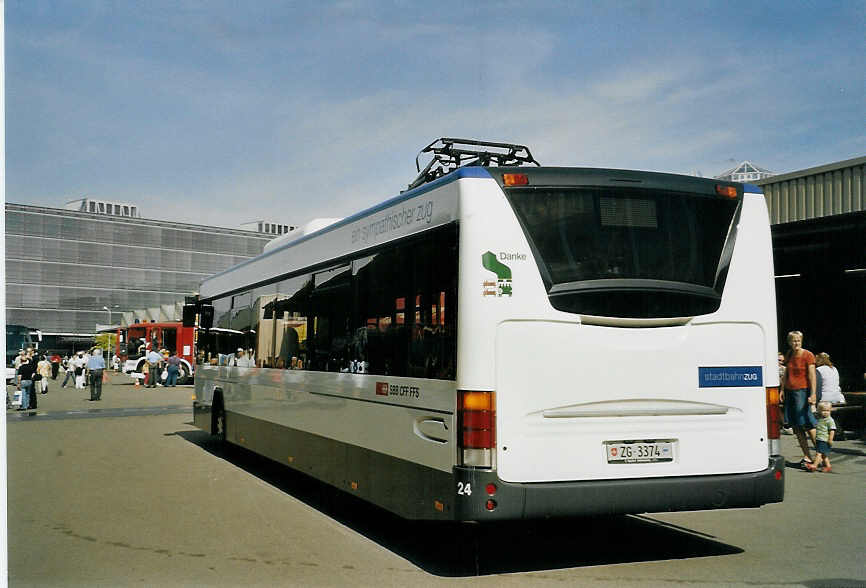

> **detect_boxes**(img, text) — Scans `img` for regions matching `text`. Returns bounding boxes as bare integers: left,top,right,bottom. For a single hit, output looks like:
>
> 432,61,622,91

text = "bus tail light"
766,386,782,455
765,387,781,439
458,390,495,468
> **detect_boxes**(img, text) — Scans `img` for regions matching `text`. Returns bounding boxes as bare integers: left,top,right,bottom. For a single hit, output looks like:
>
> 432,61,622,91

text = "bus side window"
213,297,232,330
349,227,457,379
198,297,231,364
310,266,352,372
251,284,278,367
273,274,312,370
409,230,457,379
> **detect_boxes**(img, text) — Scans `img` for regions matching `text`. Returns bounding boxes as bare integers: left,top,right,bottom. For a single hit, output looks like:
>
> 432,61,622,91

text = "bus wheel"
213,400,226,442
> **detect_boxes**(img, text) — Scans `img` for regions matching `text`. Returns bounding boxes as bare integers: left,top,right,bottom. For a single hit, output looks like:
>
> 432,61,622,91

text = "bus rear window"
504,187,739,318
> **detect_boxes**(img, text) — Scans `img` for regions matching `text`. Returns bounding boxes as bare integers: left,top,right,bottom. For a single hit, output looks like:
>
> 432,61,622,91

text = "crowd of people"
7,344,184,409
140,346,183,388
8,347,114,408
779,330,845,473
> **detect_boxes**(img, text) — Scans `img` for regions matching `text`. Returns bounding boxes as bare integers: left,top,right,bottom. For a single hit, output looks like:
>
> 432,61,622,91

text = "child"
806,401,836,472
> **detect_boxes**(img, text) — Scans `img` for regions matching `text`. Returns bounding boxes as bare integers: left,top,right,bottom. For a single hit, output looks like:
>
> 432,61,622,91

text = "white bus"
191,138,784,521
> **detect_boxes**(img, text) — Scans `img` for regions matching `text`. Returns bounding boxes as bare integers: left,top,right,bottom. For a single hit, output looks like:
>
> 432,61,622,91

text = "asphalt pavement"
5,375,866,586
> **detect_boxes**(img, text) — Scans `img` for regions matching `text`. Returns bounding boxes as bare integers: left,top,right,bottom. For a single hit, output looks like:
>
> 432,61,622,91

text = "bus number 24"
457,482,472,496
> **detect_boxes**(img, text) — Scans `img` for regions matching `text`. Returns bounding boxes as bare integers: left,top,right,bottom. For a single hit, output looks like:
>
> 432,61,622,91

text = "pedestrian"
145,347,163,388
17,357,37,411
86,348,106,401
781,330,817,468
778,352,793,434
50,352,62,379
12,350,25,387
815,353,844,405
805,401,836,473
61,356,76,388
165,351,182,387
73,352,87,389
140,360,149,387
233,348,249,367
37,355,52,394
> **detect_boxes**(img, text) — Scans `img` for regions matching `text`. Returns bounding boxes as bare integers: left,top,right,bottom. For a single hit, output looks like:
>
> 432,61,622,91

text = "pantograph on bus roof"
405,137,540,192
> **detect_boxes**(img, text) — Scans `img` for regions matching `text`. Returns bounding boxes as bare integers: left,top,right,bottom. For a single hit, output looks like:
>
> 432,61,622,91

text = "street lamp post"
103,305,112,325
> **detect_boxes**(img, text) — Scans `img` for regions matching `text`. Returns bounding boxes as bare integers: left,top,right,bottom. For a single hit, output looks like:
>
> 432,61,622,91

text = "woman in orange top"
781,330,817,467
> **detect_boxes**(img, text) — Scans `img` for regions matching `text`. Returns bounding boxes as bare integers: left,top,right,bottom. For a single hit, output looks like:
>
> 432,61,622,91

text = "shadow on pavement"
784,437,866,471
802,581,866,588
173,429,742,576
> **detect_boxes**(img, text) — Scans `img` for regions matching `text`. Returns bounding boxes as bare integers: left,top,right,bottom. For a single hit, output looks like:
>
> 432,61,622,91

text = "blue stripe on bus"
698,366,763,387
742,183,763,194
203,167,493,287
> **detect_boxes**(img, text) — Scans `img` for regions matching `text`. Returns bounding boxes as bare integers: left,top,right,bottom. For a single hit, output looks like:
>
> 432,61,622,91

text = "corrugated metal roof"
754,156,865,224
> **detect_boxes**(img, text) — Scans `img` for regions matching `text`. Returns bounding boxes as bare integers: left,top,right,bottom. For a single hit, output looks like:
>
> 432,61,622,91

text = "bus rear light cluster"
766,386,782,455
485,483,497,496
485,499,497,511
765,387,781,440
458,390,495,467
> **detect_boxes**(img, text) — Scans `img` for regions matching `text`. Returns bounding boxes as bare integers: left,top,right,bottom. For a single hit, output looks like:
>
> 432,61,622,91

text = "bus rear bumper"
454,456,785,521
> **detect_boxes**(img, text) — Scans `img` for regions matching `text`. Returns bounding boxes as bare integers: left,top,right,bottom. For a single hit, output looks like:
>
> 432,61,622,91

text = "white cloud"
7,3,863,230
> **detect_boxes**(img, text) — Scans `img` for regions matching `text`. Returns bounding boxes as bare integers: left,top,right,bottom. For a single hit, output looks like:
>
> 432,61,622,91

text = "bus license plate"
605,440,674,464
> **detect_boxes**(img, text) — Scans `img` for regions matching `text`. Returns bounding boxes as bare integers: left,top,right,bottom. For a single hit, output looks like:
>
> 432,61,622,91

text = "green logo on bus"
482,251,512,297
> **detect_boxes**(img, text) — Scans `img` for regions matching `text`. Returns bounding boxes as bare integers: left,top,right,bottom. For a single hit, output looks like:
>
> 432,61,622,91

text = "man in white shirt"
234,348,253,367
145,349,163,388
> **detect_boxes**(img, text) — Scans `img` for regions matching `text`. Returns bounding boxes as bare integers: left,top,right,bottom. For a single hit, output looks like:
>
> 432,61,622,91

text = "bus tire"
212,395,226,443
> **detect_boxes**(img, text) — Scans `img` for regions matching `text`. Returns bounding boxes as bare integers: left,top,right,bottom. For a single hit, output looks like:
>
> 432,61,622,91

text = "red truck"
116,322,196,384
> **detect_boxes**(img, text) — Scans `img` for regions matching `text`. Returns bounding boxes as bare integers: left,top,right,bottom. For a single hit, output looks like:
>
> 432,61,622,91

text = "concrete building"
5,202,271,352
239,220,297,236
757,155,866,390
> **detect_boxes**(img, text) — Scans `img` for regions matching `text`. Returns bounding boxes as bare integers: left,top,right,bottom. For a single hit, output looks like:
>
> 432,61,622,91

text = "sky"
5,1,865,230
